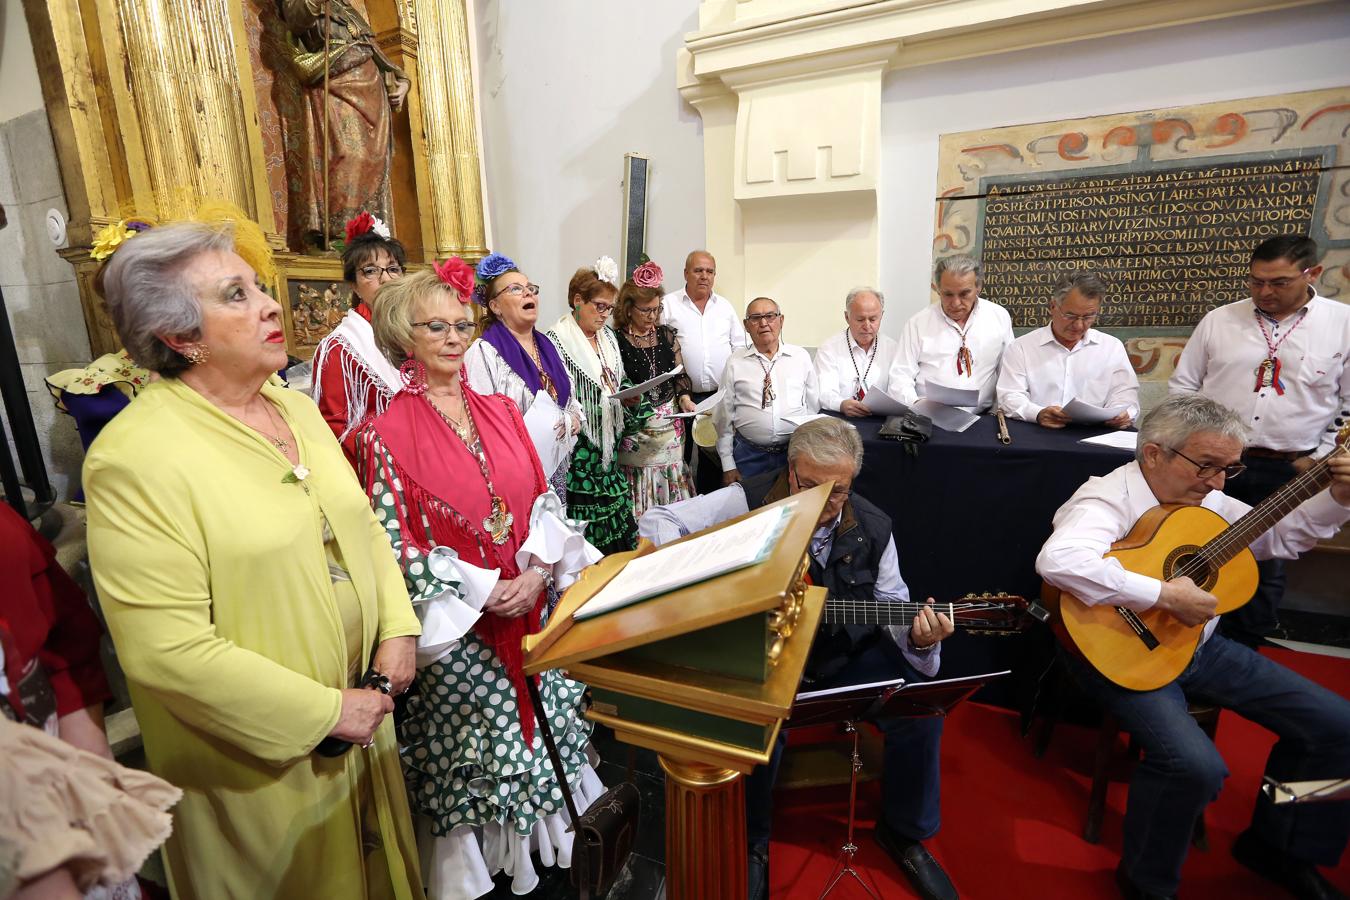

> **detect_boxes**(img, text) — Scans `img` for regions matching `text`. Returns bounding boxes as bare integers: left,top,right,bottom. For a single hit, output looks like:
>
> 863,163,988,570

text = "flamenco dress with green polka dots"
547,316,651,555
357,386,605,899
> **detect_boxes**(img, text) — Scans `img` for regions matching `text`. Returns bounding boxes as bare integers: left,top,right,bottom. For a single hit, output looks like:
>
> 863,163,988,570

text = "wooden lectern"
523,483,831,899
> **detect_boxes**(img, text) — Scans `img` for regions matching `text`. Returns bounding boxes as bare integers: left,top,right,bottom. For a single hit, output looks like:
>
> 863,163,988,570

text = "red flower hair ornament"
631,260,664,289
435,256,477,302
343,211,390,243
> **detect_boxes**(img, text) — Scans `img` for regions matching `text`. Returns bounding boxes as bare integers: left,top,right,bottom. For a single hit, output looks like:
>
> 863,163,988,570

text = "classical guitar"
1044,427,1350,691
821,591,1029,634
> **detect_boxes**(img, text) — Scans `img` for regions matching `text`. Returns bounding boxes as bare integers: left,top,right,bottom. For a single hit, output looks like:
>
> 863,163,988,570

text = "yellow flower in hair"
91,220,135,261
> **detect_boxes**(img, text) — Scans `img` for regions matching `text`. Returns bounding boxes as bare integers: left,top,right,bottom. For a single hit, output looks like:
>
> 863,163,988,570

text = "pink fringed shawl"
359,385,549,740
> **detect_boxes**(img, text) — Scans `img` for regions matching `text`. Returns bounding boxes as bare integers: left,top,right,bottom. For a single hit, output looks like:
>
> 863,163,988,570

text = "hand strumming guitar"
1156,576,1218,627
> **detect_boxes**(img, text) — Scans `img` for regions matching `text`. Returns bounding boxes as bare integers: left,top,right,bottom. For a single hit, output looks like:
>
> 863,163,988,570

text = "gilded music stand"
523,483,833,900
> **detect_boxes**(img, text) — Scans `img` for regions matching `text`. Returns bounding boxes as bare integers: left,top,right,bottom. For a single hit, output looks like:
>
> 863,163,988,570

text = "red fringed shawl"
358,386,549,741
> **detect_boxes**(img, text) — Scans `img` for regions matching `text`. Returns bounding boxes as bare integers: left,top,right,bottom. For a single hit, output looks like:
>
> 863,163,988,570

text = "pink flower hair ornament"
435,256,477,302
631,260,664,289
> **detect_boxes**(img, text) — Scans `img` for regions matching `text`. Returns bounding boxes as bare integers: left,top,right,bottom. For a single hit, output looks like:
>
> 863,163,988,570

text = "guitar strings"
1172,448,1341,582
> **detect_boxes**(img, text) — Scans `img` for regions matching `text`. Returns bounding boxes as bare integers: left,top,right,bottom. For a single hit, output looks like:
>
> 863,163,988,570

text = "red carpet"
769,646,1350,898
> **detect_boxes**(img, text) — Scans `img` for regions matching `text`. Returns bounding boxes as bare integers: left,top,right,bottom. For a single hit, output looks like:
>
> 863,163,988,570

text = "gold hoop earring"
183,343,211,365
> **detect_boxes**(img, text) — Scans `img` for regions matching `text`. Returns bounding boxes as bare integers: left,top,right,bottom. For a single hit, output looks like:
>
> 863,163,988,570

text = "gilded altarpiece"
934,87,1350,404
24,0,488,358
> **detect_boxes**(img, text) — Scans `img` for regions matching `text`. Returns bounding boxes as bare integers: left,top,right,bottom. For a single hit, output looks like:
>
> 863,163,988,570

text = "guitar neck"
1201,451,1339,568
822,598,1004,628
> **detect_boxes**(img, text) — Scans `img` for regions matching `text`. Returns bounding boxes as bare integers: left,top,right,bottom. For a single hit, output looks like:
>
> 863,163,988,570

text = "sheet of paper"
775,411,831,435
521,390,573,475
573,503,790,621
666,388,725,418
1063,397,1128,424
922,382,980,408
1079,431,1138,451
859,387,910,417
913,398,980,433
609,365,683,401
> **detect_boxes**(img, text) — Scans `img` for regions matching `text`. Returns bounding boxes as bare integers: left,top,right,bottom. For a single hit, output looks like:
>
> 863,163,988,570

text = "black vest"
741,470,896,680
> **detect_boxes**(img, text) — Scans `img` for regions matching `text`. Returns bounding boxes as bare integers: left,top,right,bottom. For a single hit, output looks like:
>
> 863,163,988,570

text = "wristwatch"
530,564,555,589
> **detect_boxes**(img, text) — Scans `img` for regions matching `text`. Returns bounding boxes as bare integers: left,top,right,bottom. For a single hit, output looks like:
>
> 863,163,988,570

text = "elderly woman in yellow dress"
83,220,423,900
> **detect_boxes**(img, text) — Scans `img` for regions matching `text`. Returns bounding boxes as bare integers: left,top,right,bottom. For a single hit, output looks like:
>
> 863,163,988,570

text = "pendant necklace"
948,319,974,377
845,330,877,401
259,401,293,454
590,331,619,393
626,327,660,380
431,390,513,545
525,332,557,401
1253,309,1305,395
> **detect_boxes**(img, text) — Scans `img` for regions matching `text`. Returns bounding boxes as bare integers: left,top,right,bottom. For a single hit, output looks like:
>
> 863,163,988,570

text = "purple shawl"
478,321,572,407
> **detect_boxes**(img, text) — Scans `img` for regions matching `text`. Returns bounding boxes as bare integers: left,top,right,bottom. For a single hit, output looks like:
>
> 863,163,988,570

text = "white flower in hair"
370,216,392,240
593,255,619,285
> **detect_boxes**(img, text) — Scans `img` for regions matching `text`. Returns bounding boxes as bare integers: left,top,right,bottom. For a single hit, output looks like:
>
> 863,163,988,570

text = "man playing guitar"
1037,394,1350,900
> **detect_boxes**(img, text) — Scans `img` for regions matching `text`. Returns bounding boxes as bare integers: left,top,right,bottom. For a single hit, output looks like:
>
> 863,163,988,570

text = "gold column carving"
106,0,259,225
659,756,748,900
414,0,488,257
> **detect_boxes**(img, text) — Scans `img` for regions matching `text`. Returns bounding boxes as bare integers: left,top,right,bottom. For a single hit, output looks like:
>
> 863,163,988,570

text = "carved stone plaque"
979,156,1320,328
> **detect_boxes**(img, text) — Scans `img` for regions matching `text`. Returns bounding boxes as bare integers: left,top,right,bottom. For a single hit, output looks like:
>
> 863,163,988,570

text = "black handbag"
878,407,932,455
527,678,641,900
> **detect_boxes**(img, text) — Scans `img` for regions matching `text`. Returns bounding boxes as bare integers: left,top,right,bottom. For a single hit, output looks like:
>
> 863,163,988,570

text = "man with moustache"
714,297,819,484
815,287,900,416
1170,234,1350,647
889,255,1013,414
997,271,1138,428
663,250,746,492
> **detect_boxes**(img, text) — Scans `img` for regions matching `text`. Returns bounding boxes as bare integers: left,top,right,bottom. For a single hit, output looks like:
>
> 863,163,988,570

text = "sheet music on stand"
1262,777,1350,805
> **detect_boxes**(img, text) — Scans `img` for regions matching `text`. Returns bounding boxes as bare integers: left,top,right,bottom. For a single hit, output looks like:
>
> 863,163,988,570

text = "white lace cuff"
515,492,603,592
414,547,500,667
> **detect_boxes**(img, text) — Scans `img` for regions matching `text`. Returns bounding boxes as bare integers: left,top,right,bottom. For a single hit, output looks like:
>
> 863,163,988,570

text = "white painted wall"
472,0,706,325
878,1,1350,334
472,2,1350,338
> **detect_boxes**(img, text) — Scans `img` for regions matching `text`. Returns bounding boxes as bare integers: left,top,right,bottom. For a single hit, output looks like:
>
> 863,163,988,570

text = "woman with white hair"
83,219,423,900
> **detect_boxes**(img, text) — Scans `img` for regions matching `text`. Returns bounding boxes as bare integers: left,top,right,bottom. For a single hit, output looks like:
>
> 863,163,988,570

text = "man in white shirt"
890,255,1014,413
715,297,819,484
662,250,747,493
640,417,957,900
1170,234,1350,647
815,287,900,416
1036,394,1350,900
997,271,1138,428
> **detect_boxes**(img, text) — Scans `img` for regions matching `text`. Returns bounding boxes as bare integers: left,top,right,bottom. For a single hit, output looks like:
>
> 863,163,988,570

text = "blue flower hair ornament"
474,251,518,303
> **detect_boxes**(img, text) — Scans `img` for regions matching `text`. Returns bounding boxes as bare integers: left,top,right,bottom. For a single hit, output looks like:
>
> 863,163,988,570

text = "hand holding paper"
609,365,683,401
1063,397,1128,424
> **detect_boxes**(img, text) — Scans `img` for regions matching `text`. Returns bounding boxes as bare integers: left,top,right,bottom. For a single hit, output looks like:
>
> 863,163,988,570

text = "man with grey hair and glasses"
641,416,958,900
997,270,1138,428
1170,234,1350,648
889,255,1013,413
1037,393,1350,900
815,287,899,416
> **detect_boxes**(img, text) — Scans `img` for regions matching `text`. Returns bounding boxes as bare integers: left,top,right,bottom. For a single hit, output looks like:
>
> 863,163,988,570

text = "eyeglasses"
746,312,782,324
633,305,661,316
491,283,540,299
790,468,850,499
1246,269,1310,291
358,264,405,279
588,302,614,315
412,319,476,340
1054,310,1099,325
1168,446,1246,481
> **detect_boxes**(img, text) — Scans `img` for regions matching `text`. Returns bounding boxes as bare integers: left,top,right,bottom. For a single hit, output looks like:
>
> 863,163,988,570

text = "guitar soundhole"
1164,546,1217,591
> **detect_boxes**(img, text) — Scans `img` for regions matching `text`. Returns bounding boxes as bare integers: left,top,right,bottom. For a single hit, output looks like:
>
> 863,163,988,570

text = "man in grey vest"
639,417,958,900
